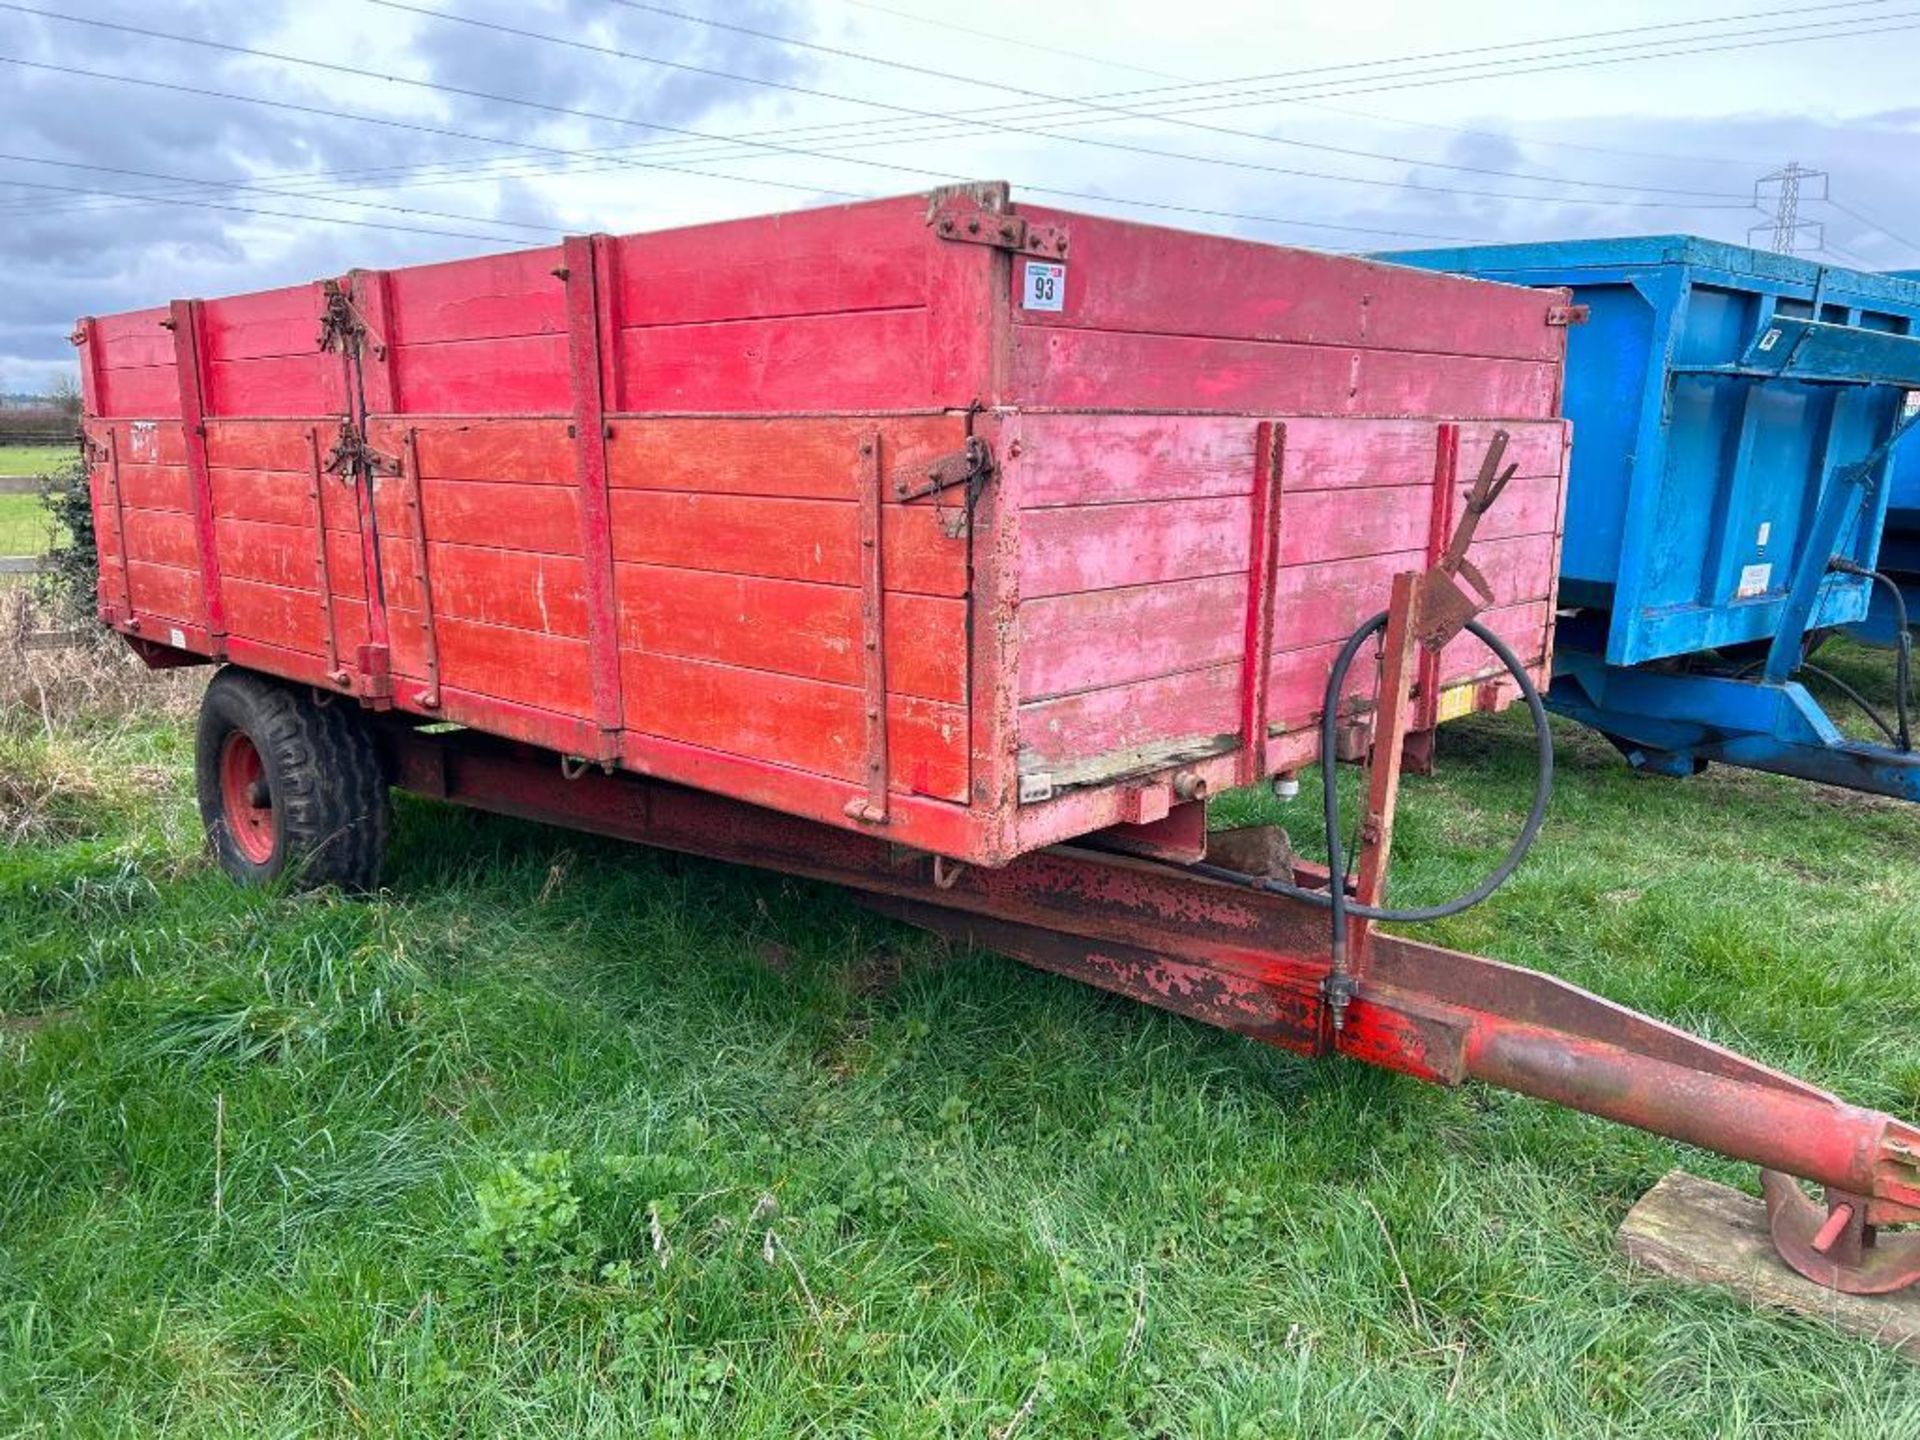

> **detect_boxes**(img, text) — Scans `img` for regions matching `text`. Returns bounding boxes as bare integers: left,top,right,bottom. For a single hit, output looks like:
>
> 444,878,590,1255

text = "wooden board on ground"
1618,1169,1920,1361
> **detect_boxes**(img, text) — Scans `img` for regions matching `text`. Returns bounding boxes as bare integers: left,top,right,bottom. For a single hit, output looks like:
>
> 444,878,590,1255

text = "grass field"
0,448,71,561
3,642,1919,1436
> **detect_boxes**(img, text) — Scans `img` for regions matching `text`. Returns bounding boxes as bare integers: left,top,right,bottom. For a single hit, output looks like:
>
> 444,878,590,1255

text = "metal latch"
317,278,388,359
1546,304,1590,327
893,436,992,502
322,419,400,482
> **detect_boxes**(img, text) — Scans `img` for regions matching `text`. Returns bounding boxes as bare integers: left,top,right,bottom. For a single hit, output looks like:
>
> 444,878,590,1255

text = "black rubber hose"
1190,611,1554,926
1827,558,1912,751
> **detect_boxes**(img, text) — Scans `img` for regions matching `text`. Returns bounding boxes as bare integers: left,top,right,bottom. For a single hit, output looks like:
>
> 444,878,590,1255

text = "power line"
839,0,1752,167
0,60,1483,249
13,3,1751,209
0,150,555,239
1822,197,1920,259
0,172,537,244
6,0,1884,231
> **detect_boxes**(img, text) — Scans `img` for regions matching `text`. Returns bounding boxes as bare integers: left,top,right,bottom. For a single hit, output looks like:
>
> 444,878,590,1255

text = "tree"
47,372,82,422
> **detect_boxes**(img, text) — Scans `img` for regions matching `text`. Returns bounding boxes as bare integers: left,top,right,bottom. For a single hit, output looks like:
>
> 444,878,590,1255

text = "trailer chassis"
377,693,1920,1297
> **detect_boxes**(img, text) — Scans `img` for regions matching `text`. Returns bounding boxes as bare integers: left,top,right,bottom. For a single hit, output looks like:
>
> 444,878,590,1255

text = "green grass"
4,648,1920,1437
0,492,56,559
0,445,71,478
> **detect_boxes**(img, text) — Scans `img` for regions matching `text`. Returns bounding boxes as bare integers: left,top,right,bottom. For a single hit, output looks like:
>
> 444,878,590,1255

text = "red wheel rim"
218,730,276,865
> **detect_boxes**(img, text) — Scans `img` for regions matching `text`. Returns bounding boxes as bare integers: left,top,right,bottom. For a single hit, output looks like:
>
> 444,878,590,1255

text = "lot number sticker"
1022,261,1066,312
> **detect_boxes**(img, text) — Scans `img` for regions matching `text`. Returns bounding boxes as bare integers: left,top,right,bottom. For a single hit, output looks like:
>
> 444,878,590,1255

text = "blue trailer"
1382,236,1920,800
1863,268,1920,646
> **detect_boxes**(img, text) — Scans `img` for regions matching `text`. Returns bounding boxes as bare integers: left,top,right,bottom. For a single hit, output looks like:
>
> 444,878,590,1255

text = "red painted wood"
115,462,192,513
609,491,966,596
615,565,965,703
563,232,626,755
1020,495,1250,598
616,309,929,413
1012,328,1560,418
1010,206,1566,362
621,651,968,802
169,300,225,643
1280,418,1564,490
1018,662,1243,774
95,365,184,419
609,197,926,332
1017,413,1256,508
1020,573,1247,701
606,415,964,498
122,507,202,569
83,187,1571,867
1238,421,1284,782
214,516,367,596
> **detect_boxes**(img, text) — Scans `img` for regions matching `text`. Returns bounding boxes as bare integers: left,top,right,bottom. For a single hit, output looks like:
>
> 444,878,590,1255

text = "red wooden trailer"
78,184,1920,1295
77,181,1568,869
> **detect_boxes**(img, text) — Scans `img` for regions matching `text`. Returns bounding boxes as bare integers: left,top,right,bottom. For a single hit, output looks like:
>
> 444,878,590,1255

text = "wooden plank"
1276,486,1432,567
206,354,338,417
390,333,571,415
211,466,364,534
1019,572,1247,701
1017,413,1257,509
609,491,966,596
383,246,567,346
0,556,48,575
1010,327,1560,419
200,284,325,362
606,415,963,499
616,308,929,412
223,576,370,660
1617,1170,1920,1362
1017,662,1243,781
371,478,583,557
408,419,573,485
0,475,45,494
1009,205,1566,361
121,506,202,570
1280,418,1564,491
205,421,321,473
1020,495,1251,597
95,363,183,420
116,462,192,513
620,649,968,801
109,421,187,467
214,516,367,595
614,564,965,703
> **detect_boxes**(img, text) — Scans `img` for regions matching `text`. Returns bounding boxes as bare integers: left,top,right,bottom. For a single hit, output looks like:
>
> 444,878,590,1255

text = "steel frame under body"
378,702,1920,1295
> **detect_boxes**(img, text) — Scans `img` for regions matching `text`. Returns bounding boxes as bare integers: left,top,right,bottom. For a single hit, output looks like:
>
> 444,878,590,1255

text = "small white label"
1756,521,1772,549
1022,261,1066,312
1756,327,1781,353
1904,390,1920,418
168,626,186,649
1736,562,1773,599
130,420,157,461
1017,771,1055,804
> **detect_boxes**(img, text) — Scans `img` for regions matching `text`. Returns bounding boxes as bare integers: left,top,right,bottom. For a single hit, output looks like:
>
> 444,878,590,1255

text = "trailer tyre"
195,668,390,891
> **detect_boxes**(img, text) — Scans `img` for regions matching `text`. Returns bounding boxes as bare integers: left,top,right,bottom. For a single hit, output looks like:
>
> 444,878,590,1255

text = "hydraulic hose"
1190,611,1554,942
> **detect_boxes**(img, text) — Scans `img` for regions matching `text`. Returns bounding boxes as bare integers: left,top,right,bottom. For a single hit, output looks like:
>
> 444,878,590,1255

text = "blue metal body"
1383,236,1920,800
1862,268,1920,645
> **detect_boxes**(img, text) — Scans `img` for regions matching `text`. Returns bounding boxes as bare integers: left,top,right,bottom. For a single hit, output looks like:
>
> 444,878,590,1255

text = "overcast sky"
2,0,1917,392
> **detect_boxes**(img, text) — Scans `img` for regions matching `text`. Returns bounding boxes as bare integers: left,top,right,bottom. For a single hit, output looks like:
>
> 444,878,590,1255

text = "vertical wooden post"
168,298,225,651
847,431,891,825
1349,569,1423,962
1238,421,1286,785
1408,422,1463,772
399,427,440,711
306,426,344,684
561,233,625,763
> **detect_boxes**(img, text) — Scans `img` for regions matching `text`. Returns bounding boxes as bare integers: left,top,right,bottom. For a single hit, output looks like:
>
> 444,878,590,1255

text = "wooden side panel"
87,309,181,419
382,248,569,415
1013,412,1569,788
606,416,972,800
199,284,342,417
606,195,939,412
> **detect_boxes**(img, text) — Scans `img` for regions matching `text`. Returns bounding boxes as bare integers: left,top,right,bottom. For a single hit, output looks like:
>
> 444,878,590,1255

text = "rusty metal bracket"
322,418,400,483
1410,429,1516,652
927,188,1070,259
893,435,992,503
1763,1167,1920,1295
1546,304,1590,327
316,277,389,359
